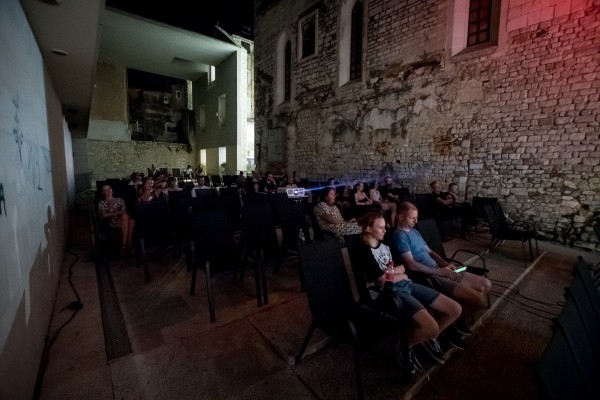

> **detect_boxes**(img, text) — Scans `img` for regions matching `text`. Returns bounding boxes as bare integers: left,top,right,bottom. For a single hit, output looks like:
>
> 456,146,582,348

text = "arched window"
339,0,365,86
349,1,363,81
284,41,291,101
276,32,293,105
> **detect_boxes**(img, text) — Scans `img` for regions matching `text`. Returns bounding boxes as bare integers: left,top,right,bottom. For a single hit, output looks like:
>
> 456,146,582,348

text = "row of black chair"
533,257,600,398
131,193,312,323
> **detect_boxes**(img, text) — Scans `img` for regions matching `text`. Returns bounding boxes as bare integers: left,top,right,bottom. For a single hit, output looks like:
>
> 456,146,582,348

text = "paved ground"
38,212,600,400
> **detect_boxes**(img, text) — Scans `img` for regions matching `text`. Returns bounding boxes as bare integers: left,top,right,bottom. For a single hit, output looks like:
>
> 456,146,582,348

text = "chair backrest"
344,234,374,306
241,205,279,257
571,264,600,320
134,201,171,244
242,193,268,207
555,295,600,385
533,325,588,400
216,192,242,231
491,202,511,231
192,189,218,210
472,196,497,221
222,174,234,187
298,240,356,324
279,203,310,251
416,218,448,260
210,175,222,187
564,284,600,356
306,203,325,241
190,209,238,275
483,204,503,236
414,193,434,219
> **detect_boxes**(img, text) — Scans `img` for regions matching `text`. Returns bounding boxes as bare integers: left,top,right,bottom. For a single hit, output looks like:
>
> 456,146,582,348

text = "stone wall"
88,140,196,185
254,0,600,249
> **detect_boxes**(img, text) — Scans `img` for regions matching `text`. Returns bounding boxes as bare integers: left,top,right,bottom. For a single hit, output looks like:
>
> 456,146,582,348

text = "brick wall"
88,140,196,184
254,0,600,249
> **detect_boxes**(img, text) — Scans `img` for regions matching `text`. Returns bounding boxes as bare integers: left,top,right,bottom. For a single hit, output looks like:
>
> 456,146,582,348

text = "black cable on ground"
32,249,83,400
489,290,560,320
489,278,564,309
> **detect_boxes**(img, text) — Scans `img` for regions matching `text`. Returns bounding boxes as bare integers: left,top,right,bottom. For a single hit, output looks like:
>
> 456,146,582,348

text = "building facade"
254,0,600,248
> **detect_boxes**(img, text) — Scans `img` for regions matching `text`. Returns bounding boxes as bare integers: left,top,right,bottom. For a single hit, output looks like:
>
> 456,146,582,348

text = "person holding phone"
389,202,492,347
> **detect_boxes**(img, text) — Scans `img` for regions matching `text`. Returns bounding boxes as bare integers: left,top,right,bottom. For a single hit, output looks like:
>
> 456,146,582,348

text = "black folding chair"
533,325,589,400
133,201,171,282
187,209,264,323
296,239,406,400
483,203,538,266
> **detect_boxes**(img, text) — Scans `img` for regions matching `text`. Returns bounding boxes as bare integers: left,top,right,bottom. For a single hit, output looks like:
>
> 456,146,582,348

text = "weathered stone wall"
87,140,196,185
254,0,600,249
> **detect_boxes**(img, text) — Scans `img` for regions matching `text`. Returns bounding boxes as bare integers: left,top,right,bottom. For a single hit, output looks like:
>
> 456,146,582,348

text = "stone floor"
38,212,600,400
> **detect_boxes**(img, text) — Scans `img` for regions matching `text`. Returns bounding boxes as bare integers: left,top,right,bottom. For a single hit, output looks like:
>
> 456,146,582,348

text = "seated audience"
166,176,182,191
237,171,246,187
390,202,492,347
352,181,381,218
379,176,402,203
184,164,194,180
260,171,278,193
149,164,160,179
356,212,462,369
430,180,470,234
191,176,212,198
285,177,298,188
369,180,397,228
138,176,166,202
98,184,135,255
313,187,361,243
128,172,142,188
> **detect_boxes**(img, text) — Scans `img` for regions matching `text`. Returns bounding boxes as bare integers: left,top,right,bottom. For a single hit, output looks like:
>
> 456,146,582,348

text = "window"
175,90,182,99
284,41,291,101
467,0,492,46
209,65,216,85
349,1,363,80
450,0,502,57
298,11,318,60
198,105,206,132
217,94,226,127
268,128,284,163
276,32,293,105
338,0,366,86
163,96,169,104
301,18,315,58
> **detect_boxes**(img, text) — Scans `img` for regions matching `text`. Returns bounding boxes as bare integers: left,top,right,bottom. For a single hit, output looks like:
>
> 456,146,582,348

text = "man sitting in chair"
389,202,492,348
430,181,471,236
356,212,462,371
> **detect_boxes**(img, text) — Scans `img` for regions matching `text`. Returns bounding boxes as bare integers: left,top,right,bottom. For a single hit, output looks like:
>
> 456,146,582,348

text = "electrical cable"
489,290,560,319
32,249,83,400
489,278,565,309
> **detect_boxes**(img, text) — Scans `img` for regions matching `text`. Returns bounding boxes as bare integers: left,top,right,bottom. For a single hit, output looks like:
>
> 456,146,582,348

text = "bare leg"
428,293,462,332
408,309,439,348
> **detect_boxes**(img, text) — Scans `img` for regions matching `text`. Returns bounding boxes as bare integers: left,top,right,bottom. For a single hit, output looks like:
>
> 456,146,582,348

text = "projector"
286,187,305,197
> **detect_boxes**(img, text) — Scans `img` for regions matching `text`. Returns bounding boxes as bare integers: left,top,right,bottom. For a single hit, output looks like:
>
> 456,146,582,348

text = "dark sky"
105,0,254,39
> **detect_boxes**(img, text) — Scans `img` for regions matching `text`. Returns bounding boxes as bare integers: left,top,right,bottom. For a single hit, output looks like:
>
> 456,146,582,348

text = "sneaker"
454,321,473,336
422,339,445,364
445,330,467,350
394,343,416,374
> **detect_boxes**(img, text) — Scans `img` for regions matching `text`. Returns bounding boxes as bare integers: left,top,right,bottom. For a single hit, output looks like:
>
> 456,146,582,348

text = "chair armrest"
510,220,537,231
448,249,488,275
